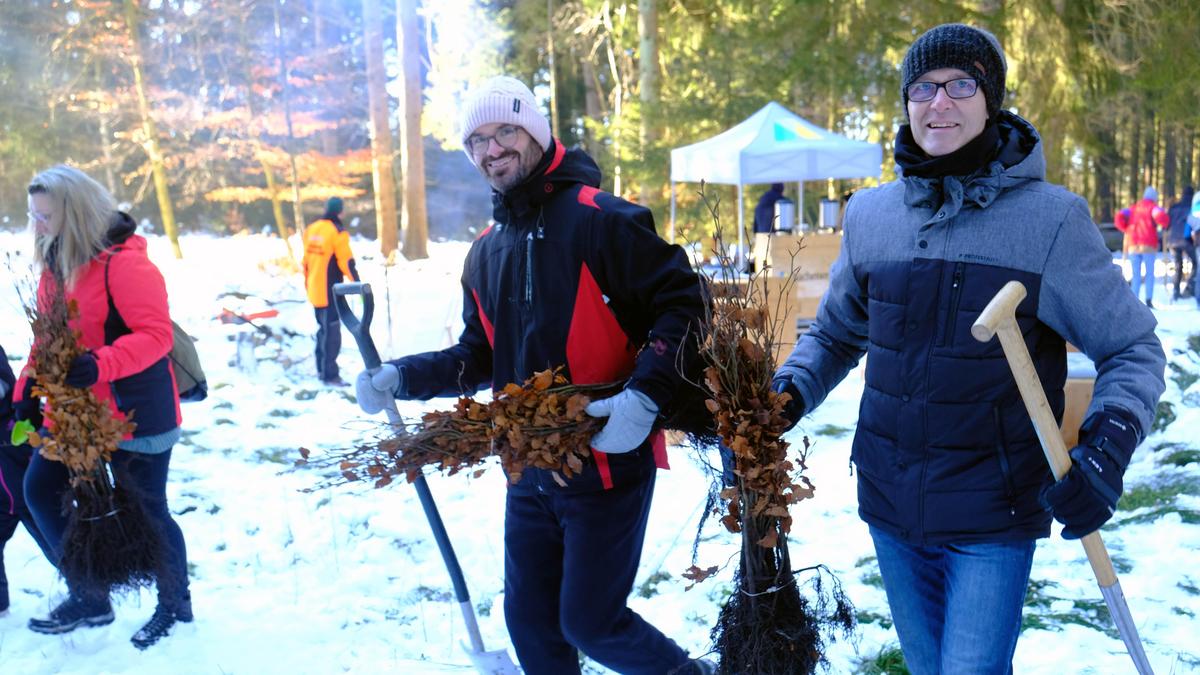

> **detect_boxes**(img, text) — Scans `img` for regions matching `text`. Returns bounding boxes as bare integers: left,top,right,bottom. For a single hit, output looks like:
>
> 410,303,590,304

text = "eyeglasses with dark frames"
907,78,979,103
466,125,522,156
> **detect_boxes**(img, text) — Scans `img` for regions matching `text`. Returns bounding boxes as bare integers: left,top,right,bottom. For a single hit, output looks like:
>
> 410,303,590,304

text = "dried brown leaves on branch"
694,185,814,553
297,369,620,490
21,279,159,596
691,184,852,674
23,284,134,480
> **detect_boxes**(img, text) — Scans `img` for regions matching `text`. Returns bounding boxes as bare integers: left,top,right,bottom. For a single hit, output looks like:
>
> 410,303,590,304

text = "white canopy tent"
669,101,883,260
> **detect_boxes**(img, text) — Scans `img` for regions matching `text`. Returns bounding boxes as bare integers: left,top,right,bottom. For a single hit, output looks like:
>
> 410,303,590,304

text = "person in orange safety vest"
303,197,358,385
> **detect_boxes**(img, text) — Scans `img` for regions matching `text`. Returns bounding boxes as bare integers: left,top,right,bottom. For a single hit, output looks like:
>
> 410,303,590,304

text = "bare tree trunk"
313,0,338,156
602,1,623,196
637,0,658,207
1128,113,1141,203
274,0,306,236
547,0,560,139
239,19,294,258
582,57,603,158
1182,131,1194,189
93,61,118,199
1095,123,1118,223
398,0,428,260
1164,123,1177,200
122,0,182,258
363,0,399,255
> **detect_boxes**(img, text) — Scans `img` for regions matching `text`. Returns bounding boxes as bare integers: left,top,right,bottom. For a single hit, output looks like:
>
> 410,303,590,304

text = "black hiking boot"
28,596,114,634
131,602,193,650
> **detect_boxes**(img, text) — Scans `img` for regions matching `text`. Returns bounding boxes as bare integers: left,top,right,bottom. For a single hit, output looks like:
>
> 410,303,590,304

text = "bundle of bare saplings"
24,283,162,595
297,369,622,490
689,189,853,674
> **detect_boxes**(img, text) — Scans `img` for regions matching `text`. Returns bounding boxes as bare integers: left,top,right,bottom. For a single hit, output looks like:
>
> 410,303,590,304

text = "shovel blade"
1100,580,1155,675
462,641,522,675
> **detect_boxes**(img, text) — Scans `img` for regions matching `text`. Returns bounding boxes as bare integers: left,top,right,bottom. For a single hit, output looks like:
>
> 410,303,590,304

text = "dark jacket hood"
105,211,138,247
492,140,603,222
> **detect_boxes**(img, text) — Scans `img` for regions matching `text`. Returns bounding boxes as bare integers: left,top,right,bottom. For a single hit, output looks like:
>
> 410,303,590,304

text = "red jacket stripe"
471,288,496,347
565,263,636,385
545,139,567,175
578,185,601,210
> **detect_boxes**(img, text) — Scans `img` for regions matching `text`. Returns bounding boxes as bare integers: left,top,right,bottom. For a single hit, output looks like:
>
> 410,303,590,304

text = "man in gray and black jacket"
772,23,1165,674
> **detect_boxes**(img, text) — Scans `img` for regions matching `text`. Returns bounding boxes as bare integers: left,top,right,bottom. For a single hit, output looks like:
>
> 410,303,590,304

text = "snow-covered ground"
0,229,1197,674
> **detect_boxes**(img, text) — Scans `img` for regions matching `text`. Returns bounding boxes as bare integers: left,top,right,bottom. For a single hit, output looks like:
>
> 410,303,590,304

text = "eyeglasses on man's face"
27,210,52,223
907,78,979,103
466,125,522,156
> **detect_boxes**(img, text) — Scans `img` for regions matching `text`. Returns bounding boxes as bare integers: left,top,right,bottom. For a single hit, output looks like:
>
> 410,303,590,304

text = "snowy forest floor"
1,231,1197,674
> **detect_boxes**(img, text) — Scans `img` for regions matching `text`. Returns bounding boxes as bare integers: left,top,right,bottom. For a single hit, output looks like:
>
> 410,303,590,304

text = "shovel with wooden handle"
332,282,521,675
972,280,1154,675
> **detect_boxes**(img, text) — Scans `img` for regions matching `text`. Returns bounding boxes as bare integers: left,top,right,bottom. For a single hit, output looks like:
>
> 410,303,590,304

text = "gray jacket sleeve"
1038,197,1166,435
774,202,870,413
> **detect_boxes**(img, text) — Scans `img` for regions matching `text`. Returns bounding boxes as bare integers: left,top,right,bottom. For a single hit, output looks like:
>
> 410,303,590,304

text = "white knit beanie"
459,76,552,160
1142,186,1158,202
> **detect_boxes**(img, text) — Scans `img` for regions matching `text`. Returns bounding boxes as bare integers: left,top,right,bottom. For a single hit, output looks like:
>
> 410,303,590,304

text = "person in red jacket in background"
302,197,358,386
16,164,191,648
1115,186,1169,308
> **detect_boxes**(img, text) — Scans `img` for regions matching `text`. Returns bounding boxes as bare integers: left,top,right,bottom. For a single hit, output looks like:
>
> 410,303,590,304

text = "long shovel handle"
331,282,489,656
973,280,1154,674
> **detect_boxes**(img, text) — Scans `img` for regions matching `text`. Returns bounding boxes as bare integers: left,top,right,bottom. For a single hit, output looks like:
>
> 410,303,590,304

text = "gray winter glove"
585,387,659,454
355,364,402,415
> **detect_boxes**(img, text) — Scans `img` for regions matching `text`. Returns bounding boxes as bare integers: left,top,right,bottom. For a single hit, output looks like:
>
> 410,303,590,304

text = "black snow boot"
28,595,115,634
131,601,193,650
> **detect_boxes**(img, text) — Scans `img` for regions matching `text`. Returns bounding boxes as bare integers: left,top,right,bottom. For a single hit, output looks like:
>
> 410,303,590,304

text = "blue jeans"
1129,252,1156,302
869,526,1036,675
25,448,191,611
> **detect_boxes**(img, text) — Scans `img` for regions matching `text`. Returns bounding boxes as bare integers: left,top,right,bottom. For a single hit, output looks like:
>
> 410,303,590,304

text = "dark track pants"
1,444,53,610
503,472,694,675
24,448,190,611
314,305,342,382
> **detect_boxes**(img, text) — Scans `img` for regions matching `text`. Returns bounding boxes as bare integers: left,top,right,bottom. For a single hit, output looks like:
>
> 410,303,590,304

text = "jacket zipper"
524,213,545,306
992,406,1018,516
941,262,965,347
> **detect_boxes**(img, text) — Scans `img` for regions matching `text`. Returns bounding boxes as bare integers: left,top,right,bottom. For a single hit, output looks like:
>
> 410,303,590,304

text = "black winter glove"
1040,407,1140,539
64,353,100,388
771,377,805,433
13,378,43,431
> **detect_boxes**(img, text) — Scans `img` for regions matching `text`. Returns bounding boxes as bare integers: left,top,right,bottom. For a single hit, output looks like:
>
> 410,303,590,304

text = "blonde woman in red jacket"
14,165,191,649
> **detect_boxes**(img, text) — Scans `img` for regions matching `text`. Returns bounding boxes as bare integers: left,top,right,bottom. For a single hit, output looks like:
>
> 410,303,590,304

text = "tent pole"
669,182,677,242
797,180,804,230
737,183,745,270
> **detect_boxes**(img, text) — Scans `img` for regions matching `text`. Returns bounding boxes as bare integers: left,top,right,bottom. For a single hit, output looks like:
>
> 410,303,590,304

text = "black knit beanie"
901,23,1007,119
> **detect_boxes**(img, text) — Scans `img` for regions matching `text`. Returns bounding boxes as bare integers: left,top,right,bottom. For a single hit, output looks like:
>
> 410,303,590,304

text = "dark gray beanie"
901,23,1007,118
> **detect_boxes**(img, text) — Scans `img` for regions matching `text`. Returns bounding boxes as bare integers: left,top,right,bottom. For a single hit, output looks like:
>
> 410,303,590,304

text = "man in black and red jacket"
357,76,711,674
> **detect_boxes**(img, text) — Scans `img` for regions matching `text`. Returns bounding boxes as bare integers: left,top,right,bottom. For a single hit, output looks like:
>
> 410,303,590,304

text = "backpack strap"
102,248,131,344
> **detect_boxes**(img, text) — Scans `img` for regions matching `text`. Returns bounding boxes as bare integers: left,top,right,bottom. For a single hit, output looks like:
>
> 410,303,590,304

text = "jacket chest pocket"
937,261,966,348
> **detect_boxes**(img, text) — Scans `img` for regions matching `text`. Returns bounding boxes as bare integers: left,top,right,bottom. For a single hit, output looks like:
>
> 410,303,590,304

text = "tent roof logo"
774,120,822,142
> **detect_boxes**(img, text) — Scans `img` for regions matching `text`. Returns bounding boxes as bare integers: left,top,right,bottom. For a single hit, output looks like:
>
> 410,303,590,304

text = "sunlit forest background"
1,0,1198,258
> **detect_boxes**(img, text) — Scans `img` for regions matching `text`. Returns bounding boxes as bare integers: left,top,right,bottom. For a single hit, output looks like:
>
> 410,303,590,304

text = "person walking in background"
0,342,54,618
771,24,1165,673
1116,186,1169,308
752,183,786,234
1166,186,1197,302
302,196,358,386
354,76,712,675
1189,190,1200,309
17,165,193,648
